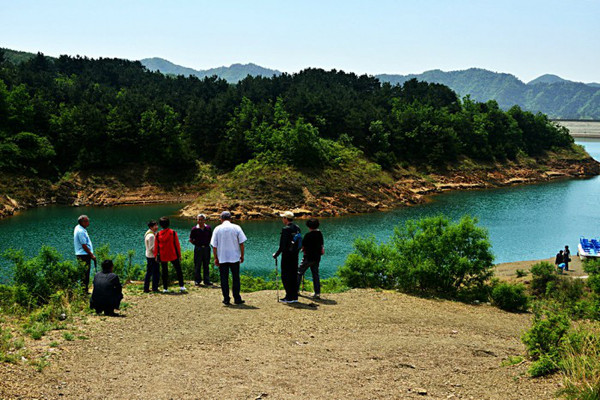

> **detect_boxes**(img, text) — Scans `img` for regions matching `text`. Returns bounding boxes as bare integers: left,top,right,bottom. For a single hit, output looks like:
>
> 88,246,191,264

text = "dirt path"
1,285,562,400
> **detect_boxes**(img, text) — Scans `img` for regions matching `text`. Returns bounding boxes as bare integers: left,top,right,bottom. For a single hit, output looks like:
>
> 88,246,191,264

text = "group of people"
73,210,325,314
554,245,571,273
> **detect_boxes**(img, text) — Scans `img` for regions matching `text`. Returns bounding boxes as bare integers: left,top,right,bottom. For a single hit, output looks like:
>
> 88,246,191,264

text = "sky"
1,0,599,83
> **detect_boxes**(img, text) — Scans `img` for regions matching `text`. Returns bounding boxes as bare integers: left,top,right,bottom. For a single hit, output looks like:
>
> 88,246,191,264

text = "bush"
3,246,80,307
522,308,571,376
340,215,495,298
530,261,558,296
546,277,586,306
491,282,529,312
515,269,527,278
338,236,397,289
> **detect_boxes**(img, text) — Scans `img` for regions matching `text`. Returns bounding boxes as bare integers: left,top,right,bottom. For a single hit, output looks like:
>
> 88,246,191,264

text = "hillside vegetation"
0,49,592,217
377,68,600,119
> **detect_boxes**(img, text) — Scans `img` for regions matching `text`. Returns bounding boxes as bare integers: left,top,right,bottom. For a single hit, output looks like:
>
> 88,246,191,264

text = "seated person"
90,260,123,316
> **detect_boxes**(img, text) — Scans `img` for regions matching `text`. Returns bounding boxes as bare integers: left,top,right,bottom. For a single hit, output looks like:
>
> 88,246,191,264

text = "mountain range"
2,48,599,119
138,59,600,119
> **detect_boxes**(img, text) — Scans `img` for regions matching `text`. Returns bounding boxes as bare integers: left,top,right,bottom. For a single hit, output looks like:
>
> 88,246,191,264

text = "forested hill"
376,68,600,119
0,50,576,183
140,57,282,83
3,48,600,119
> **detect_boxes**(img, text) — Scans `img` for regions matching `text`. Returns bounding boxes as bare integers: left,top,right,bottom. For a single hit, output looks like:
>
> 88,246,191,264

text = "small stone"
417,388,428,395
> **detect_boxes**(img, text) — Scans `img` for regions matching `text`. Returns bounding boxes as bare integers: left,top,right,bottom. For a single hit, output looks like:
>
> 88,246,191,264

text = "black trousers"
144,257,160,292
297,258,321,295
161,258,184,290
281,252,299,301
194,246,212,284
76,254,92,293
219,262,242,303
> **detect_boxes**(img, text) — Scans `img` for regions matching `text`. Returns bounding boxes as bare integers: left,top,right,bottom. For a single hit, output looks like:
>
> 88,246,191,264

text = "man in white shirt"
74,214,95,293
143,220,160,293
210,211,247,305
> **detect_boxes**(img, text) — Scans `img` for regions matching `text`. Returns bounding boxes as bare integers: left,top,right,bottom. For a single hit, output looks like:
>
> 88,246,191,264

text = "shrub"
530,261,558,296
515,269,527,278
339,236,397,289
340,215,495,298
522,308,571,376
3,246,80,307
546,277,586,306
491,282,529,312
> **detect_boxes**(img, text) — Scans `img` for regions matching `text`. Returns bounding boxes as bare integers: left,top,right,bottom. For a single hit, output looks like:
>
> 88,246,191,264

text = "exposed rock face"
2,155,599,221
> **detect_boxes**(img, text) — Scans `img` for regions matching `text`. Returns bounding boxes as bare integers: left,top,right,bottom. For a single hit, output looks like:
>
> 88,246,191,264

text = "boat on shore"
578,237,600,260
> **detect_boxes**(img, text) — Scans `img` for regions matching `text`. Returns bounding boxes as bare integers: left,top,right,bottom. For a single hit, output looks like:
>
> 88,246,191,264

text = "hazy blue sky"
2,0,598,82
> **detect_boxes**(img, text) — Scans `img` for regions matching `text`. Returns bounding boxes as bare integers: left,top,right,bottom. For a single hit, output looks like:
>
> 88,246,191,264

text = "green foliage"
340,215,494,298
95,244,144,281
529,261,558,296
2,246,80,307
522,307,571,376
339,236,396,289
515,269,527,278
490,282,529,312
559,323,600,400
0,55,577,180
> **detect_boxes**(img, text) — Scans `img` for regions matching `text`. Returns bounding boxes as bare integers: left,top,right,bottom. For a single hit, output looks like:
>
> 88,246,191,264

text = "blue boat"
578,237,600,259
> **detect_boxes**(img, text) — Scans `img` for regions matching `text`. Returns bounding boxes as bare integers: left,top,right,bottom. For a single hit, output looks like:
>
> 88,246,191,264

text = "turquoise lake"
1,138,599,283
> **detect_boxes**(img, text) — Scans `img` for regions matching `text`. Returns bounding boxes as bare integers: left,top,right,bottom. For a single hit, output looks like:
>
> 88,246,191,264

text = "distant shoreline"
554,120,600,138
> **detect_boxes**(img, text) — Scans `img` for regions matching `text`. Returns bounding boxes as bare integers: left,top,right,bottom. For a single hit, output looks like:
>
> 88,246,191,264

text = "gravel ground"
0,282,563,400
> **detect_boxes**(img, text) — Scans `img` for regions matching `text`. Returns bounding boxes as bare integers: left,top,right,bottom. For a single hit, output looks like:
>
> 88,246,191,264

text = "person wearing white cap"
273,211,301,303
210,211,247,305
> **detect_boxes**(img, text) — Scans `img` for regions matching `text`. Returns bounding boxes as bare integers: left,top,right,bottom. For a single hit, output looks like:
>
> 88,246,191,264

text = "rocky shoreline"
2,155,599,221
181,155,600,220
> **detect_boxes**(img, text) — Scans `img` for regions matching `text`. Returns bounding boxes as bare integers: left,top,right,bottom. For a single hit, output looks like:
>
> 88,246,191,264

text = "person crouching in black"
90,260,123,316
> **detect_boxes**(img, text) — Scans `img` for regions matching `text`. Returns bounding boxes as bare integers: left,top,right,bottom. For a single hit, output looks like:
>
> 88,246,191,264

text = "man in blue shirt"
74,214,96,293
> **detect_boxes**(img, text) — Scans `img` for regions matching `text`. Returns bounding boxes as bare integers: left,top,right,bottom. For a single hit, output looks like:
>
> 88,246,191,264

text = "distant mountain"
376,68,600,119
527,74,568,85
140,57,281,83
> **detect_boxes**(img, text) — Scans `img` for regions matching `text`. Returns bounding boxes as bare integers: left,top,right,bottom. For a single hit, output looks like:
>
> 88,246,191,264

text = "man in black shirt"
273,211,301,303
189,213,213,286
297,218,324,298
90,260,123,316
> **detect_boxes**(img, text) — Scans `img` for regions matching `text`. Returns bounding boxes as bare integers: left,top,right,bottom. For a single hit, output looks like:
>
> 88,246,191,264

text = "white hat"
280,211,294,219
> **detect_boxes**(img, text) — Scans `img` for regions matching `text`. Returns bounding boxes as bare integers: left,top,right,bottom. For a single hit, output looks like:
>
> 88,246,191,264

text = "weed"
515,269,528,278
501,355,524,367
62,332,74,341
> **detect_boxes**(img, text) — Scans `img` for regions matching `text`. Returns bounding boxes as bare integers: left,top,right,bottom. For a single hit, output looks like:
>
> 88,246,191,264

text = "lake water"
1,138,599,283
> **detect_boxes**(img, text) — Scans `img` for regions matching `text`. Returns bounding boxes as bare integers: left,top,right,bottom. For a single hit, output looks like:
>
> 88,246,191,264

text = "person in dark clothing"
273,211,301,303
189,213,213,286
90,260,123,316
564,245,571,271
297,218,325,299
555,250,565,273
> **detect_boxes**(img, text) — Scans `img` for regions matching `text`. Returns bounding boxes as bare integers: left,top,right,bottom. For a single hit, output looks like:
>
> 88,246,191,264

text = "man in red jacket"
154,216,186,293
